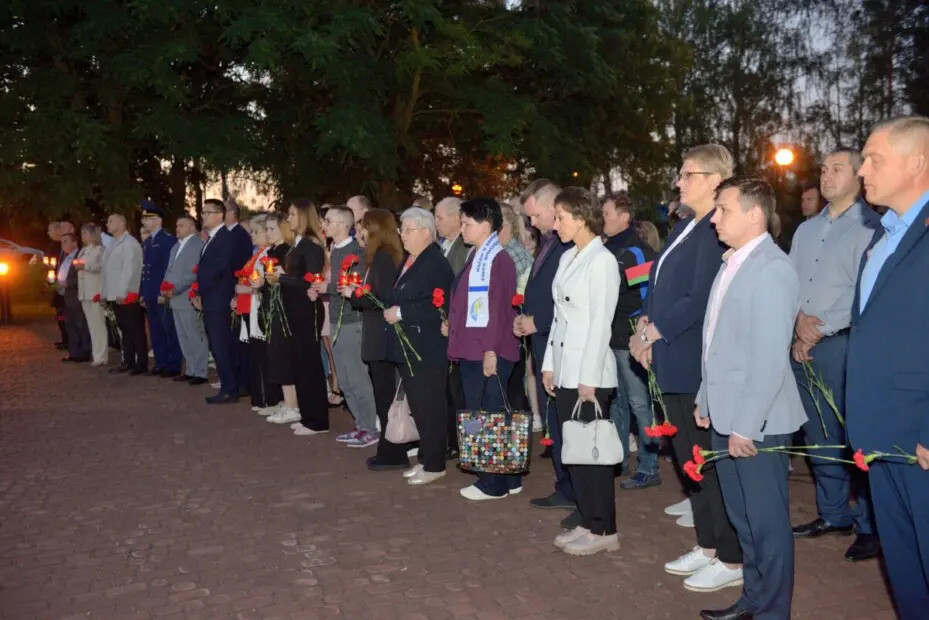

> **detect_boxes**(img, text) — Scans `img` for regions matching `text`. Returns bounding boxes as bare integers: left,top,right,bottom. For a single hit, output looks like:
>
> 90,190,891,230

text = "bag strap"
478,374,512,413
624,245,648,317
570,397,604,421
395,379,405,401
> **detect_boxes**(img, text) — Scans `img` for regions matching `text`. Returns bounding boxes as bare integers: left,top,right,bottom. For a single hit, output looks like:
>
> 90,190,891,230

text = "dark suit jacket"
228,223,255,272
645,212,727,394
605,228,656,349
444,235,470,276
349,249,400,362
524,234,571,362
847,199,929,454
197,227,239,313
141,229,177,303
386,243,454,365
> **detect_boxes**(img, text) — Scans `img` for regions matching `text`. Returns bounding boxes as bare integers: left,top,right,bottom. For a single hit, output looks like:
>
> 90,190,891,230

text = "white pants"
81,300,108,364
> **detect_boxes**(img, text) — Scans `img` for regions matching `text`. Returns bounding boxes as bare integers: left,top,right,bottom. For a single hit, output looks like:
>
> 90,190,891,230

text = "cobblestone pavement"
1,321,896,619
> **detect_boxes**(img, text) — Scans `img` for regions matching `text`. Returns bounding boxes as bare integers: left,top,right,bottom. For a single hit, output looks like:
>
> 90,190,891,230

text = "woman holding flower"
384,207,454,486
340,209,408,470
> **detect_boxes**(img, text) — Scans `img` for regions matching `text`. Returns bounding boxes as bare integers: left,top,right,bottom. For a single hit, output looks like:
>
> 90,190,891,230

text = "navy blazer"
847,199,929,454
645,213,727,394
141,229,178,303
386,243,454,366
197,227,238,312
524,236,571,360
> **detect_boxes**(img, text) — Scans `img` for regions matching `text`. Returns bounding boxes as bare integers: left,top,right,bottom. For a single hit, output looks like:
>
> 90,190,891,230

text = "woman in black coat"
265,201,330,435
340,209,407,470
383,207,454,486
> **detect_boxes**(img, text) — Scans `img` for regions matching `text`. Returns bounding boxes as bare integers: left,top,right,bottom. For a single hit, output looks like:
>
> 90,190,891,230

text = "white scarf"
466,231,503,328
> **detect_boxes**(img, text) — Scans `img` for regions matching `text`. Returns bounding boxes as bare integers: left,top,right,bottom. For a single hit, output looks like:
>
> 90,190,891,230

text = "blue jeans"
791,331,873,534
609,349,659,476
459,359,521,497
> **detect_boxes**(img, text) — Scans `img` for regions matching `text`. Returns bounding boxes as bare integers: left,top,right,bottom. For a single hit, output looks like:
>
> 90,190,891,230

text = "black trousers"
114,303,147,371
506,352,530,412
400,362,447,473
555,387,616,535
665,393,741,564
369,360,408,465
235,336,251,396
249,338,282,408
64,296,90,359
446,362,465,450
290,314,329,431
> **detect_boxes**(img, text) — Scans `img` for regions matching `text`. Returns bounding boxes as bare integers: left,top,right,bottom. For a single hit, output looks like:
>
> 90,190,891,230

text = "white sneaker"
290,422,303,429
293,426,328,436
554,526,590,549
664,546,714,576
561,532,620,556
407,470,446,486
508,486,523,496
402,464,424,479
629,433,638,453
683,559,744,593
459,485,506,501
664,497,692,516
268,408,301,424
532,413,543,432
258,404,281,416
676,512,695,528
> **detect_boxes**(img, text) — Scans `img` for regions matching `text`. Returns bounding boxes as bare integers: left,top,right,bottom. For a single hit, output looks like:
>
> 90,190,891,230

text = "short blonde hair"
499,201,526,242
682,144,734,180
635,221,661,252
80,223,103,246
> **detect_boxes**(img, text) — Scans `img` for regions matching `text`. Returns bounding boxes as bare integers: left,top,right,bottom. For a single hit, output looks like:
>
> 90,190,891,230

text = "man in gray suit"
695,177,806,620
161,214,208,385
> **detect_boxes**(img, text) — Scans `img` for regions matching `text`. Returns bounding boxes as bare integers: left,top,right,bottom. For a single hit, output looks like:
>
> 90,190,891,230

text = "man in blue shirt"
788,148,881,561
847,115,929,620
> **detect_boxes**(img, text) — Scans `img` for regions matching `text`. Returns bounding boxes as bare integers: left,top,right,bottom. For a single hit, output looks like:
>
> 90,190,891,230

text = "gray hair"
873,115,929,154
435,196,462,217
400,207,437,241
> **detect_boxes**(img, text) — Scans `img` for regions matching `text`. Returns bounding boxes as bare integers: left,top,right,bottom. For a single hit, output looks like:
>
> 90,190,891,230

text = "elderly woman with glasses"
383,207,454,486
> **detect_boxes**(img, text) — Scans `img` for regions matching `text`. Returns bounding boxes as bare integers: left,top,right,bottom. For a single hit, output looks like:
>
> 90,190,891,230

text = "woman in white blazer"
541,187,620,556
76,223,108,366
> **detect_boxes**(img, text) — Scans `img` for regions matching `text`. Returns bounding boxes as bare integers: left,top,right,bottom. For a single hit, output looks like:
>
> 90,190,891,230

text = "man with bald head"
435,196,469,275
846,115,929,619
347,195,371,230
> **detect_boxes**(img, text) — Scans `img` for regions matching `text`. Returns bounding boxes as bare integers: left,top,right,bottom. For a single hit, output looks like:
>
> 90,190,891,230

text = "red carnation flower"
512,293,525,307
692,445,706,465
92,293,101,303
432,288,445,308
853,449,870,472
659,420,678,437
188,289,196,300
683,460,704,482
354,284,372,298
644,425,664,438
122,292,140,305
340,254,359,271
191,282,199,292
540,436,554,447
159,281,175,293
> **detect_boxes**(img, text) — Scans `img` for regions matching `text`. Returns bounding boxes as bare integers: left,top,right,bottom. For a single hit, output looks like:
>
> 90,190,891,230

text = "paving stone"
0,321,896,619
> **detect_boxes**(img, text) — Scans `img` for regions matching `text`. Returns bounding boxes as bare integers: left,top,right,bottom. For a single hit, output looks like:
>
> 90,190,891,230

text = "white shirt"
441,234,459,256
332,236,352,249
226,222,239,232
654,218,697,283
58,249,77,289
201,225,222,255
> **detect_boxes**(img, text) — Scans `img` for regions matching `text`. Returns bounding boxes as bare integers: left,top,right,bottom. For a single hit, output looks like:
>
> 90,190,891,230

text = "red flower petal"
853,449,870,472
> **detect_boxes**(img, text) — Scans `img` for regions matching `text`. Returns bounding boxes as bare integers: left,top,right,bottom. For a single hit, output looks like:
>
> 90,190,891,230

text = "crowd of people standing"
44,115,929,620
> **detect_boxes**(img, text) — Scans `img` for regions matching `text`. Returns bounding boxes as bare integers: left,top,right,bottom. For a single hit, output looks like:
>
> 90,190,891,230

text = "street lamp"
774,147,795,167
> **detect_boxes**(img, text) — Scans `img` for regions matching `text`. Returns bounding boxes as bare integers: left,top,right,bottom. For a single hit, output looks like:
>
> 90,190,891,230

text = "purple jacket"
447,249,520,362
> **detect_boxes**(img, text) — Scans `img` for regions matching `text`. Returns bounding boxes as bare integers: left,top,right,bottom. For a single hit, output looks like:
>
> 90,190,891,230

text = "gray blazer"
100,233,143,301
444,235,470,276
163,235,205,311
696,235,806,441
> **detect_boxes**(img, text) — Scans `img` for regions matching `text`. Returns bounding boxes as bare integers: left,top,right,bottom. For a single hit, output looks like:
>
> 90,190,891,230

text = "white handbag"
385,381,419,444
561,398,624,466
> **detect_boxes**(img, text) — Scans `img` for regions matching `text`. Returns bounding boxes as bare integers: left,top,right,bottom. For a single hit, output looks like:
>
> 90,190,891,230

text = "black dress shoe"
845,533,881,562
529,493,575,510
129,367,147,376
109,364,131,374
700,603,753,620
792,518,854,538
160,369,181,378
559,509,583,529
172,374,193,382
61,356,78,362
366,456,410,471
188,377,207,386
205,393,238,405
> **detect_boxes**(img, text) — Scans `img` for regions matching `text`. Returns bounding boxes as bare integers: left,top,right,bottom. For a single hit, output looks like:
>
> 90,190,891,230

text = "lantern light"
451,183,463,196
774,148,795,167
0,262,9,277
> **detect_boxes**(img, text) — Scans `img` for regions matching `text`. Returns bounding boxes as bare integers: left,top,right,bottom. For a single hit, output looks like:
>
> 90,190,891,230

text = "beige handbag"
385,381,419,443
561,398,624,466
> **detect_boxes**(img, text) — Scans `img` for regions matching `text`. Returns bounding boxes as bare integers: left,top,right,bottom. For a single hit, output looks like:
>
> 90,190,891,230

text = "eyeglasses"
676,171,714,182
399,227,422,235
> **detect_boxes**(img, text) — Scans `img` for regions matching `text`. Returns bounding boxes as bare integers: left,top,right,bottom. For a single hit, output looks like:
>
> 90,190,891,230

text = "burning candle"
250,270,260,283
42,256,50,265
49,257,57,268
46,269,56,284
